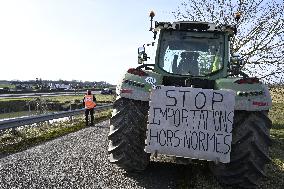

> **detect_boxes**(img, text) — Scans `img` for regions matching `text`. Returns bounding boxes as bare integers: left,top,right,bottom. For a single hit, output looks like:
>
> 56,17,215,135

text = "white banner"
145,86,236,163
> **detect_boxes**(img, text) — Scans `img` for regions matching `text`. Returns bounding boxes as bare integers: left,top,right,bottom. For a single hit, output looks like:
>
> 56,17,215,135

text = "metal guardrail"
0,104,113,131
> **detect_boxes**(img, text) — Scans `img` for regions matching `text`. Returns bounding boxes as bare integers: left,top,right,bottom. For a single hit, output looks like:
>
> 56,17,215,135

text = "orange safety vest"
84,95,96,109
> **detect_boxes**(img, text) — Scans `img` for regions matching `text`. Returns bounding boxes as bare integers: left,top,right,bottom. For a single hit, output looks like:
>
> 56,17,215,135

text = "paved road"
0,120,202,189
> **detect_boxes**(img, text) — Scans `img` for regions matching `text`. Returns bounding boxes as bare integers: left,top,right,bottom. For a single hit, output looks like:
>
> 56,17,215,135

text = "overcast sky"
0,0,178,84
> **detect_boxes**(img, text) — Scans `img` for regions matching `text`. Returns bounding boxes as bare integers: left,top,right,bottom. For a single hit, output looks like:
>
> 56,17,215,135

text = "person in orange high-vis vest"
83,90,96,126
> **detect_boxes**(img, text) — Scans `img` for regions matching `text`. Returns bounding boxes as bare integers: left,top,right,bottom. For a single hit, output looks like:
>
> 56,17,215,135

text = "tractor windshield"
158,30,224,76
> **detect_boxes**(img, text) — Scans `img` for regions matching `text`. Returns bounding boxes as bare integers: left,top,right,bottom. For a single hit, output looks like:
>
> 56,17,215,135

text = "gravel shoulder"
0,120,183,189
1,119,282,189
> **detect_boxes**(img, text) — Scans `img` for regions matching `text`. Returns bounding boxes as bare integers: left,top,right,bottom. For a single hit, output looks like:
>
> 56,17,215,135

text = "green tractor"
108,11,272,188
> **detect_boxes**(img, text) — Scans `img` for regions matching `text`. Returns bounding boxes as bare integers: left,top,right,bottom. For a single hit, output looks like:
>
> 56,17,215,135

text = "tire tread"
210,111,272,188
107,98,150,171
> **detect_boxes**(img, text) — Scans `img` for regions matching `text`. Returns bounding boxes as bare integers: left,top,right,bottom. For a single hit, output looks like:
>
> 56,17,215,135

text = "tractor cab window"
158,31,224,76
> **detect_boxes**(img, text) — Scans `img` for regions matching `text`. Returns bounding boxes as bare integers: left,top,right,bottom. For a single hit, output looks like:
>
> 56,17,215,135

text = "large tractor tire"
108,97,150,171
210,111,272,188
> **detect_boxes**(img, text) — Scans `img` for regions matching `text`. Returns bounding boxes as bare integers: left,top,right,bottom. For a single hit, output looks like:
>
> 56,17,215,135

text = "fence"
0,104,113,131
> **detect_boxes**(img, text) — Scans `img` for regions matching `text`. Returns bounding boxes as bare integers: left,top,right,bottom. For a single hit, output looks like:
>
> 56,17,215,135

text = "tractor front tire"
210,111,272,188
108,98,150,171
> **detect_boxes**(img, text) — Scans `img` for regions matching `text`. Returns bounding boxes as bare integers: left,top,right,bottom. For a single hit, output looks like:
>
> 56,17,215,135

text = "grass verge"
0,111,39,120
0,109,112,157
262,102,284,188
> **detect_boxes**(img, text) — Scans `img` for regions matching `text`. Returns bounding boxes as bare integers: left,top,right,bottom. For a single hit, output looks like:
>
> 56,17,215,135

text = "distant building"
49,83,72,90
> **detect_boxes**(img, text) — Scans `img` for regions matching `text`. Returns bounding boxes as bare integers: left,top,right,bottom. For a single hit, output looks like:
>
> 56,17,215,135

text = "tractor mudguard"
116,70,162,101
215,78,272,111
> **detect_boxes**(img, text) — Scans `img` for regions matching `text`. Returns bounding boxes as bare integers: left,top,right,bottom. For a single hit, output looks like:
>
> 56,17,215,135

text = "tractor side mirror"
138,47,145,54
231,53,244,66
230,53,244,72
138,46,148,64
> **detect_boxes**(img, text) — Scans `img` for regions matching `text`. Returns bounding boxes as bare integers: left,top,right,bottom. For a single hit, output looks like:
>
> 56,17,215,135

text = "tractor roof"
154,21,235,35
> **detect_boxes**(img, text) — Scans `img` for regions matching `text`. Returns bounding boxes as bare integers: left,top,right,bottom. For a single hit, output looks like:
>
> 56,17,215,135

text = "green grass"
0,111,38,120
44,94,115,103
0,97,34,102
0,94,115,114
270,87,284,104
259,102,284,188
0,84,15,89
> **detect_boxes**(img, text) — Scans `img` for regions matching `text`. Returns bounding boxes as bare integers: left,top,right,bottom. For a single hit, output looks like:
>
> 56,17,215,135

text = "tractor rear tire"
210,111,272,188
108,97,150,171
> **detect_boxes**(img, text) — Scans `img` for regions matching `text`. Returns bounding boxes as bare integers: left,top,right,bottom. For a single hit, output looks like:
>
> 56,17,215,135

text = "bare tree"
173,0,284,84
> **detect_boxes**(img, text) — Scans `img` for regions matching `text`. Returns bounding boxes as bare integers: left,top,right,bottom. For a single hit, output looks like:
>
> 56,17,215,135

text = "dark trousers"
85,108,94,126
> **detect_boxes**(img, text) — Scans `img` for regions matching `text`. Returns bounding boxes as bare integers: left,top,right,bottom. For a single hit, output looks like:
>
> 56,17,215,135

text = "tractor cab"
156,23,226,77
138,15,237,83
